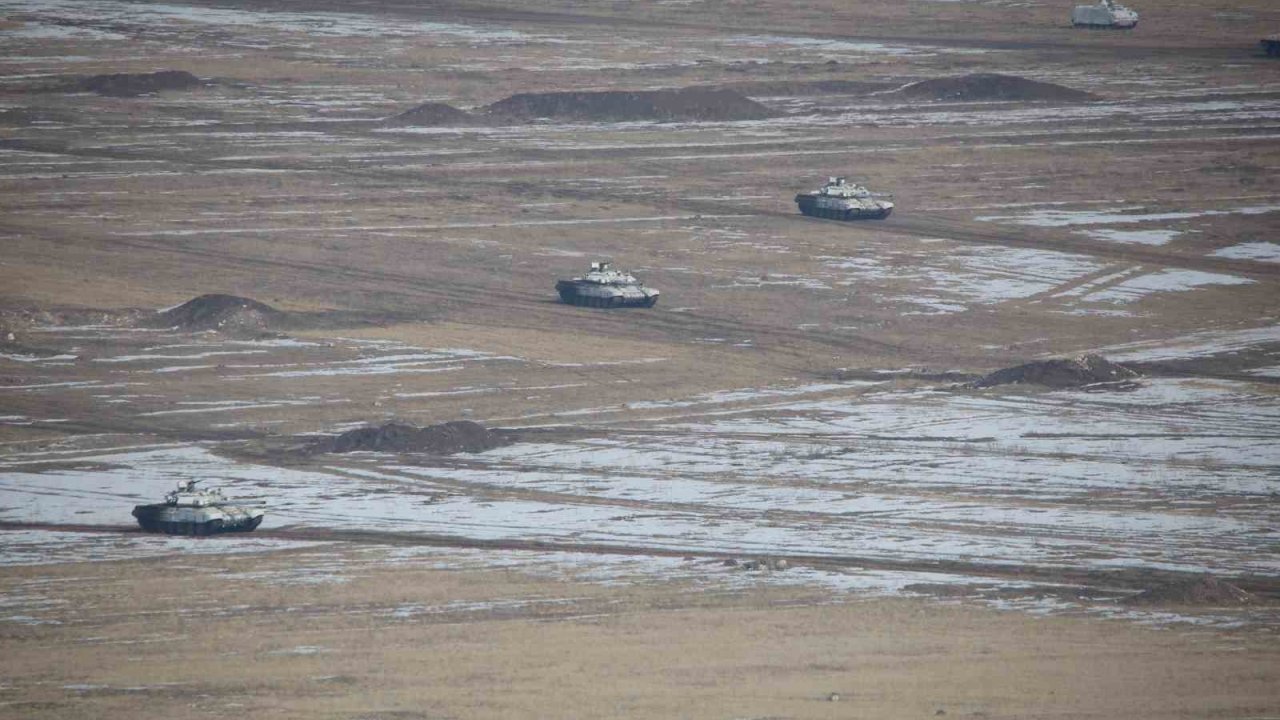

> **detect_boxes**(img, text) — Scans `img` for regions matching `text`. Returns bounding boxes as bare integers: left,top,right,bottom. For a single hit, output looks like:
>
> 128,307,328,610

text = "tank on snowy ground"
795,176,893,221
132,480,265,536
1072,0,1138,28
555,261,659,308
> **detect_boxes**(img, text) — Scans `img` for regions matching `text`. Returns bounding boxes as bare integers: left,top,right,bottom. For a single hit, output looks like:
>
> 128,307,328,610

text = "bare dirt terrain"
2,0,1280,717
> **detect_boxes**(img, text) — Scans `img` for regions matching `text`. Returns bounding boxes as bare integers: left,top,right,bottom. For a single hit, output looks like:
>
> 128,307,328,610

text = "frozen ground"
2,0,1279,672
2,0,1280,714
3,345,1277,629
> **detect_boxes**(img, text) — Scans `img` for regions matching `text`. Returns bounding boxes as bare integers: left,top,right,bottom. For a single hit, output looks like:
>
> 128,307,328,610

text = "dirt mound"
972,354,1140,389
483,87,775,123
1123,576,1255,606
894,74,1095,102
78,70,202,97
315,421,509,454
386,101,478,126
152,294,286,334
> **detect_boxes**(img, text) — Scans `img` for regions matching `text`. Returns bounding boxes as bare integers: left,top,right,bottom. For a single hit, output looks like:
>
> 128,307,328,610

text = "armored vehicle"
1072,0,1138,28
556,262,659,308
133,480,265,535
1263,36,1280,57
795,177,894,221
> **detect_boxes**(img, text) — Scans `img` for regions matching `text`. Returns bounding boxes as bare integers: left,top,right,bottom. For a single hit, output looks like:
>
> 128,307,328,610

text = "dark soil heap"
315,421,509,454
894,73,1095,102
1122,576,1255,606
972,354,1140,389
386,101,477,126
152,294,286,334
483,87,775,123
78,70,201,97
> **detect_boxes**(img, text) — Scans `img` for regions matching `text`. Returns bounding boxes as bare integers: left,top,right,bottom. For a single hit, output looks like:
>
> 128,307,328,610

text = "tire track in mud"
883,214,1280,281
1,218,912,369
235,455,1278,579
598,191,1280,282
0,157,883,361
198,0,1257,60
5,519,1277,598
381,173,1280,282
511,424,1280,449
9,113,1279,285
5,114,1275,376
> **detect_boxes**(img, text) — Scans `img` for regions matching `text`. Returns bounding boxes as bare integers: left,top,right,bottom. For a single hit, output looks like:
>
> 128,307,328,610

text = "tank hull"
1072,19,1138,28
796,194,892,220
1071,4,1138,27
132,504,265,535
556,280,659,308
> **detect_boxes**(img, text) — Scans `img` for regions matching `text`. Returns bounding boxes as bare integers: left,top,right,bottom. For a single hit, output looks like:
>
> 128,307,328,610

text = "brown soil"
1123,576,1256,606
893,73,1096,102
0,107,71,125
482,87,776,122
149,294,286,334
76,70,202,97
3,0,1280,716
1130,346,1280,383
972,354,1141,389
313,420,510,454
3,549,1277,720
0,337,65,365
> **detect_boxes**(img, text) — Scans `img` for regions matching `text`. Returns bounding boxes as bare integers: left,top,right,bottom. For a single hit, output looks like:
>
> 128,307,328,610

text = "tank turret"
132,479,265,535
555,261,659,308
795,176,894,221
1072,0,1138,28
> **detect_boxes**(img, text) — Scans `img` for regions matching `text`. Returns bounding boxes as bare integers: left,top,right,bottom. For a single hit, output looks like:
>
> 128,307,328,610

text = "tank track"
557,290,657,308
556,284,657,308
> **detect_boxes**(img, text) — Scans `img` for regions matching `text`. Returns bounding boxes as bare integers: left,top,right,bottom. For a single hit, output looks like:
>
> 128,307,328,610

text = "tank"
556,261,659,308
795,177,893,221
1263,36,1280,57
1072,0,1138,28
132,480,265,536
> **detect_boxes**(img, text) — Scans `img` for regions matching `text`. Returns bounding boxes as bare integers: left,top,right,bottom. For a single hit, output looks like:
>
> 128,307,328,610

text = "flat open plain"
2,0,1279,717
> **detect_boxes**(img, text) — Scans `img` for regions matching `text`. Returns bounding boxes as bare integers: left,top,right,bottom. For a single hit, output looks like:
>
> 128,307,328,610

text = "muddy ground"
2,0,1279,717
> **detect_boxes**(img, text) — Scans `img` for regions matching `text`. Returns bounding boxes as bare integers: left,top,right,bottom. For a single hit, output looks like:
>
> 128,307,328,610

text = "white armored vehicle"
795,177,894,221
1072,0,1138,28
132,480,265,535
556,261,659,308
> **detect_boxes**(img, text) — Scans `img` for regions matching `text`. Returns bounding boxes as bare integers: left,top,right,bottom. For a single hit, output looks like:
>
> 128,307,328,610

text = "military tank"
795,176,893,221
1263,35,1280,57
1072,0,1138,28
556,261,659,308
132,479,265,536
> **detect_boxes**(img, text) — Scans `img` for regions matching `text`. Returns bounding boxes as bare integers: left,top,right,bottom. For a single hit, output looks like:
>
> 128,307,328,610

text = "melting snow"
1211,242,1280,263
1083,229,1181,246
